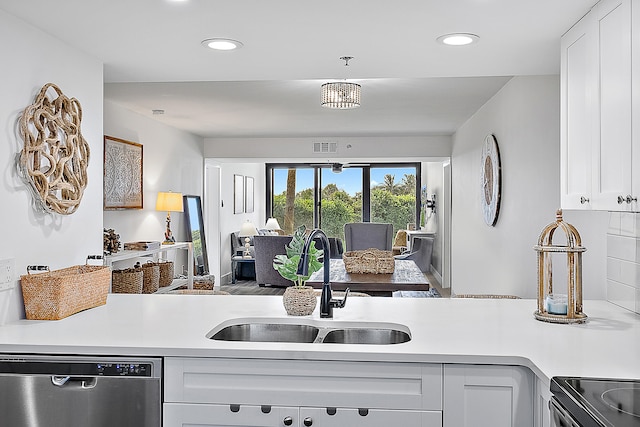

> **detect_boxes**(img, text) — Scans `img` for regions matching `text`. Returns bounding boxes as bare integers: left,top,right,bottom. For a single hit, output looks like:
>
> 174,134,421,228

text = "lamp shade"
264,218,281,230
239,220,259,237
156,192,184,212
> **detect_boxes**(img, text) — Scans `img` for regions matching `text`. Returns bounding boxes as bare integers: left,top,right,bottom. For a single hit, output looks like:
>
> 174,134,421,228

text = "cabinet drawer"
301,406,442,427
164,403,297,427
165,357,442,411
164,403,443,427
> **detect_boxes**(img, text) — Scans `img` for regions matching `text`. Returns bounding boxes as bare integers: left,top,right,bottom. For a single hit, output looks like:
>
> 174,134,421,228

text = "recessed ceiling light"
201,38,243,51
436,33,479,46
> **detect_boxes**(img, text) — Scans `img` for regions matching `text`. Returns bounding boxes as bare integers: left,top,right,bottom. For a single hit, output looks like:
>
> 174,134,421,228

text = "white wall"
451,76,608,299
0,10,104,323
204,136,451,159
103,101,204,274
217,163,264,282
423,162,444,281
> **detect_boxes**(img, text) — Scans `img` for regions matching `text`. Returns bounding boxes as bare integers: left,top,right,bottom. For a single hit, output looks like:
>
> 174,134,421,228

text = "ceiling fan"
309,161,370,173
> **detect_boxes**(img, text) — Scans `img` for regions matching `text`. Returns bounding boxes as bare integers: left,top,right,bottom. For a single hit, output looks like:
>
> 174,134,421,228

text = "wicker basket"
176,275,214,291
343,248,395,274
156,260,174,287
112,268,143,294
141,262,160,294
283,286,317,316
20,264,111,320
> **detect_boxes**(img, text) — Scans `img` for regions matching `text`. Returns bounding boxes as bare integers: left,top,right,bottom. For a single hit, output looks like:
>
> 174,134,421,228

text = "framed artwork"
245,176,254,213
103,135,143,210
234,174,244,214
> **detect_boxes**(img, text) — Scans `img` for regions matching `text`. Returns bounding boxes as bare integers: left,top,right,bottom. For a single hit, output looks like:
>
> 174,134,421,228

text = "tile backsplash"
607,212,640,314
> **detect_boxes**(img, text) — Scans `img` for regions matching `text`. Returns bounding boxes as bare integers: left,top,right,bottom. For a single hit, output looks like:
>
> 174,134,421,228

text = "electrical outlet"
0,258,16,291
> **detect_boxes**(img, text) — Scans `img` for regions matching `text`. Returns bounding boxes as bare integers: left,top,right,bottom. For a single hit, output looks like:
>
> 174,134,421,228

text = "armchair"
343,222,394,252
394,236,434,273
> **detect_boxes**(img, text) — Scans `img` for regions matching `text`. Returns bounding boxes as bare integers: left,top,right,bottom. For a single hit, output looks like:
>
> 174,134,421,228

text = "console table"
104,242,193,293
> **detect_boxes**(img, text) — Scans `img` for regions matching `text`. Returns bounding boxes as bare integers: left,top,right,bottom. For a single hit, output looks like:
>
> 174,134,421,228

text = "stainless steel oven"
0,355,161,427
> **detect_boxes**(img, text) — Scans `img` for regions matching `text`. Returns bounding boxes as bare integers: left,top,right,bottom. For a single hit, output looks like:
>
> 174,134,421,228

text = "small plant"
273,225,323,287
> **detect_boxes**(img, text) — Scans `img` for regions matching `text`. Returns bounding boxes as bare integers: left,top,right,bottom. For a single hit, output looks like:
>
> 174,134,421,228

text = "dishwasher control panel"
96,363,152,377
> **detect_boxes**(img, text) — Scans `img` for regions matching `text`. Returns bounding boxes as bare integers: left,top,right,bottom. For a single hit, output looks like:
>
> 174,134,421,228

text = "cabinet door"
300,407,442,427
443,365,534,427
560,10,594,209
164,403,299,427
592,0,633,210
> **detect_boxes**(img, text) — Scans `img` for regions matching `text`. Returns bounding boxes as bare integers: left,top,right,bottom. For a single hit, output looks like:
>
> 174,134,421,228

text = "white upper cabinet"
561,9,594,209
561,0,639,211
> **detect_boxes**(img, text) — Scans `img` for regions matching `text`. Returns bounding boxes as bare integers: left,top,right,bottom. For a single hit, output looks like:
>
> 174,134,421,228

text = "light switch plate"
0,258,16,291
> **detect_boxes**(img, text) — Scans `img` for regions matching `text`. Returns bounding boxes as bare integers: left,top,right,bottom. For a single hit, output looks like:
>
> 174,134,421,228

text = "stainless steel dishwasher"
0,354,161,426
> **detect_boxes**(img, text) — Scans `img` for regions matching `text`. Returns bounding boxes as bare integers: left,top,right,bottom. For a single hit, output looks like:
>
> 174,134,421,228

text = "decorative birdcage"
533,209,587,324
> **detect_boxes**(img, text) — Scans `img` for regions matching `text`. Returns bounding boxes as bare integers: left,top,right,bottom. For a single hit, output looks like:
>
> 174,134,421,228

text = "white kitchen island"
0,295,637,427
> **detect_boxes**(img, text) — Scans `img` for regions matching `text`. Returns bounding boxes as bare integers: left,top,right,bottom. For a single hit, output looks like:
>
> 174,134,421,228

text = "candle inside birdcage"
533,209,587,324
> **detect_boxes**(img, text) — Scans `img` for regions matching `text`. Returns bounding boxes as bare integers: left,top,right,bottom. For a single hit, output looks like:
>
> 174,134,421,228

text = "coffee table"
307,259,429,296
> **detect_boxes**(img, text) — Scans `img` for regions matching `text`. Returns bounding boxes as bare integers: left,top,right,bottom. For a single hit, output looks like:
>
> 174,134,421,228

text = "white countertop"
0,295,638,385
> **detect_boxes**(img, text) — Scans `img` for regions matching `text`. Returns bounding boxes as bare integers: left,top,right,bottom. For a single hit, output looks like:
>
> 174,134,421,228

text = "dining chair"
343,222,394,252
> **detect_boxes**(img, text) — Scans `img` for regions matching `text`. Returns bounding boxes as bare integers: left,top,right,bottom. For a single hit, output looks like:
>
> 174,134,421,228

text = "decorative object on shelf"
156,191,183,244
20,256,110,320
183,195,209,275
140,262,160,294
103,228,121,255
273,225,323,316
112,268,144,294
155,260,175,287
321,56,361,109
264,217,282,235
238,220,259,258
18,83,90,215
481,133,501,226
245,176,254,213
343,248,395,274
233,174,244,214
103,135,143,210
123,241,161,251
534,209,587,324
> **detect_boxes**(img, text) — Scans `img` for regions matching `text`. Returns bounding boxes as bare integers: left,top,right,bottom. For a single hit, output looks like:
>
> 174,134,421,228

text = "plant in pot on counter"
273,225,323,315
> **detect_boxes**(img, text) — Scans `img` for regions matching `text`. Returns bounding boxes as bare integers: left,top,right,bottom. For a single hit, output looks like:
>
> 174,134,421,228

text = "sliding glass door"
267,163,420,240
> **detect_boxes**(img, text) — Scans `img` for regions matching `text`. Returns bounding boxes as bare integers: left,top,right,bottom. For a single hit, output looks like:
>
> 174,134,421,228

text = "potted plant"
273,225,323,315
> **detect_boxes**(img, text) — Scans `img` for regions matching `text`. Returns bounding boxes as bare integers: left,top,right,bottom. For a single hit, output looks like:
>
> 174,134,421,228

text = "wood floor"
220,271,450,298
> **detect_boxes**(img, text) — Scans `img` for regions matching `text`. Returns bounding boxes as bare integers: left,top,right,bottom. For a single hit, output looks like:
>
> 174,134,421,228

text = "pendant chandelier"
321,57,361,109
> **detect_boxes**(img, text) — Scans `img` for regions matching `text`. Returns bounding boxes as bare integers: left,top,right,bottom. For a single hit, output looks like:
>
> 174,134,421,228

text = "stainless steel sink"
207,318,411,345
209,323,319,343
320,328,411,344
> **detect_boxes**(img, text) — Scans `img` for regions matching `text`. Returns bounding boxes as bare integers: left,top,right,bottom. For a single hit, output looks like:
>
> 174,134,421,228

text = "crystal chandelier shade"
321,81,361,109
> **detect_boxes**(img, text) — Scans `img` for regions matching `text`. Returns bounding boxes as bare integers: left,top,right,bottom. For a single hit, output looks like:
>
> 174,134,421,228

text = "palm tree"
399,174,416,195
379,174,398,194
284,169,296,234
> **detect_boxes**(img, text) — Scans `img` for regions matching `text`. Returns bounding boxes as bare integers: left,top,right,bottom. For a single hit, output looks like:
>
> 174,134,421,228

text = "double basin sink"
206,318,411,345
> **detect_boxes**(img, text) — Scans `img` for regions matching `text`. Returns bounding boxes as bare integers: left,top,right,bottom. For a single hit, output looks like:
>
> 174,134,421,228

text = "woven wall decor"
18,83,90,215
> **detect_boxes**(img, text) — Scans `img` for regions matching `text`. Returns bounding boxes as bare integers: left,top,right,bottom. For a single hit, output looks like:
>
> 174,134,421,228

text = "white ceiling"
0,0,595,138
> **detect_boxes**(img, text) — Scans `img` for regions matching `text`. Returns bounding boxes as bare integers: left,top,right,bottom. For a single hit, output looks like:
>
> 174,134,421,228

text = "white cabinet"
103,242,193,292
164,404,441,427
591,0,633,211
164,357,443,427
443,364,534,427
561,0,639,211
534,377,552,427
560,7,594,209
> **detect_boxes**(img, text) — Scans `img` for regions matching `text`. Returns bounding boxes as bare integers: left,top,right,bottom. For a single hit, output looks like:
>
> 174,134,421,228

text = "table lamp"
238,220,258,258
264,217,282,234
156,191,183,244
